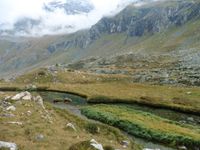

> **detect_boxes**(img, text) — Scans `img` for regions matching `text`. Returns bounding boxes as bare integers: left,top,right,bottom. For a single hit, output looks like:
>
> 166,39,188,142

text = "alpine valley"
0,0,200,150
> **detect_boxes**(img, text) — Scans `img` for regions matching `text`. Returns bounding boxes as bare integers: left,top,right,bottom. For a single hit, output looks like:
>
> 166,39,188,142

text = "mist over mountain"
0,0,144,36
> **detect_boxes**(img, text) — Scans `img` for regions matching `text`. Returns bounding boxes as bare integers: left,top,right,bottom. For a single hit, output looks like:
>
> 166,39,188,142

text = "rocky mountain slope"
1,0,200,85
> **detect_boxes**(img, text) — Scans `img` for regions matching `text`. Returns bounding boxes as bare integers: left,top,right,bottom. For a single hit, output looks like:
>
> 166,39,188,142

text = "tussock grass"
0,98,137,150
81,105,200,149
1,69,200,114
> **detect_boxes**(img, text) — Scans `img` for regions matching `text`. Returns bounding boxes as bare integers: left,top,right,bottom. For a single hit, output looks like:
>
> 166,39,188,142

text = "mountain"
1,0,200,85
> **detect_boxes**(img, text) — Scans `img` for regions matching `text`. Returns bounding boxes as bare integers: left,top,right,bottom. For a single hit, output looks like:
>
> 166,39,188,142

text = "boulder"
0,141,17,150
66,123,77,131
6,106,16,111
34,96,45,109
4,96,11,100
90,139,104,150
11,92,26,100
11,92,32,100
22,92,32,100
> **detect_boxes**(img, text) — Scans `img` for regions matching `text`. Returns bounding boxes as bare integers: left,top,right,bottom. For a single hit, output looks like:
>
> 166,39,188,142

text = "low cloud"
0,0,153,36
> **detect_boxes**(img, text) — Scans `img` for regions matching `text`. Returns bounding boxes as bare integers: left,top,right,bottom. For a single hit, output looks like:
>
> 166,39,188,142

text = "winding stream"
38,91,183,150
2,90,199,150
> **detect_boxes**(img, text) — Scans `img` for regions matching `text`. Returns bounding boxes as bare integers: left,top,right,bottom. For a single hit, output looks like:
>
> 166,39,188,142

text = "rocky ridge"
48,0,200,49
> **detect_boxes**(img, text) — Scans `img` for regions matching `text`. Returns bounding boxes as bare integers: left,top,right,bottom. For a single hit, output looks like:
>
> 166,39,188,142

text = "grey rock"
66,123,76,131
6,122,23,126
34,96,45,109
0,141,17,150
6,106,16,111
143,149,160,150
1,113,15,118
187,117,194,122
121,140,129,148
178,146,187,150
11,91,32,101
35,134,44,141
90,139,104,150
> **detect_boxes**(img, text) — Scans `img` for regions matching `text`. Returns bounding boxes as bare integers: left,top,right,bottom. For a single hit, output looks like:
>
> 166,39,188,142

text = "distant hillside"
1,0,200,83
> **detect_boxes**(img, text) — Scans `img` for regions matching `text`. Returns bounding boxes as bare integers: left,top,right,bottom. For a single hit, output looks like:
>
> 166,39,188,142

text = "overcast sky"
0,0,137,36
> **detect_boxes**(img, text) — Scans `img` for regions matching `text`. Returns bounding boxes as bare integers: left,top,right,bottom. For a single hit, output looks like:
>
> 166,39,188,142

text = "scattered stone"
35,134,44,141
178,146,187,150
11,92,32,100
143,148,160,150
186,92,192,95
90,139,104,150
6,106,16,111
1,100,11,106
4,96,11,100
0,141,17,150
27,110,32,116
34,96,45,109
121,140,129,148
194,147,200,150
179,120,186,124
64,97,72,103
1,113,15,118
11,92,26,100
6,122,23,126
187,117,194,122
25,84,37,90
22,92,32,100
15,101,22,105
66,123,77,131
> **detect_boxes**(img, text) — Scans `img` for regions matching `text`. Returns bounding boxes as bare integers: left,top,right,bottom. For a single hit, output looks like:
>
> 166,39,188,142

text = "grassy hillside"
0,92,138,150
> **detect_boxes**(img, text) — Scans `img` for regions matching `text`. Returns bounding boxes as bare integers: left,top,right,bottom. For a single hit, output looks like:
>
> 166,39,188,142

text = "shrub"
68,141,96,150
0,148,10,150
38,71,46,76
103,145,115,150
85,123,99,134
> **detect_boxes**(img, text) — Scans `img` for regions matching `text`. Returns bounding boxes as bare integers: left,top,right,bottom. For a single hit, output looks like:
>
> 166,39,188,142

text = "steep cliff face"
56,0,200,49
90,1,200,39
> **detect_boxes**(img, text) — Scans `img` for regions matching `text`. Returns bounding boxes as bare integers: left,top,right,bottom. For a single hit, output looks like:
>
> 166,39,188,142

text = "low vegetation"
1,69,200,149
81,104,200,149
2,69,200,114
0,94,138,150
69,140,115,150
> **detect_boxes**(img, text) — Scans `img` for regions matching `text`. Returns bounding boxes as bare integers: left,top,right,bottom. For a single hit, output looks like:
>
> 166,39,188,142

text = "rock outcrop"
50,0,200,50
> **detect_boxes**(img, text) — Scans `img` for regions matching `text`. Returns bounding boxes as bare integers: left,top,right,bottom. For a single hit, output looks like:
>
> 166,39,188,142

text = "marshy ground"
0,68,200,150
